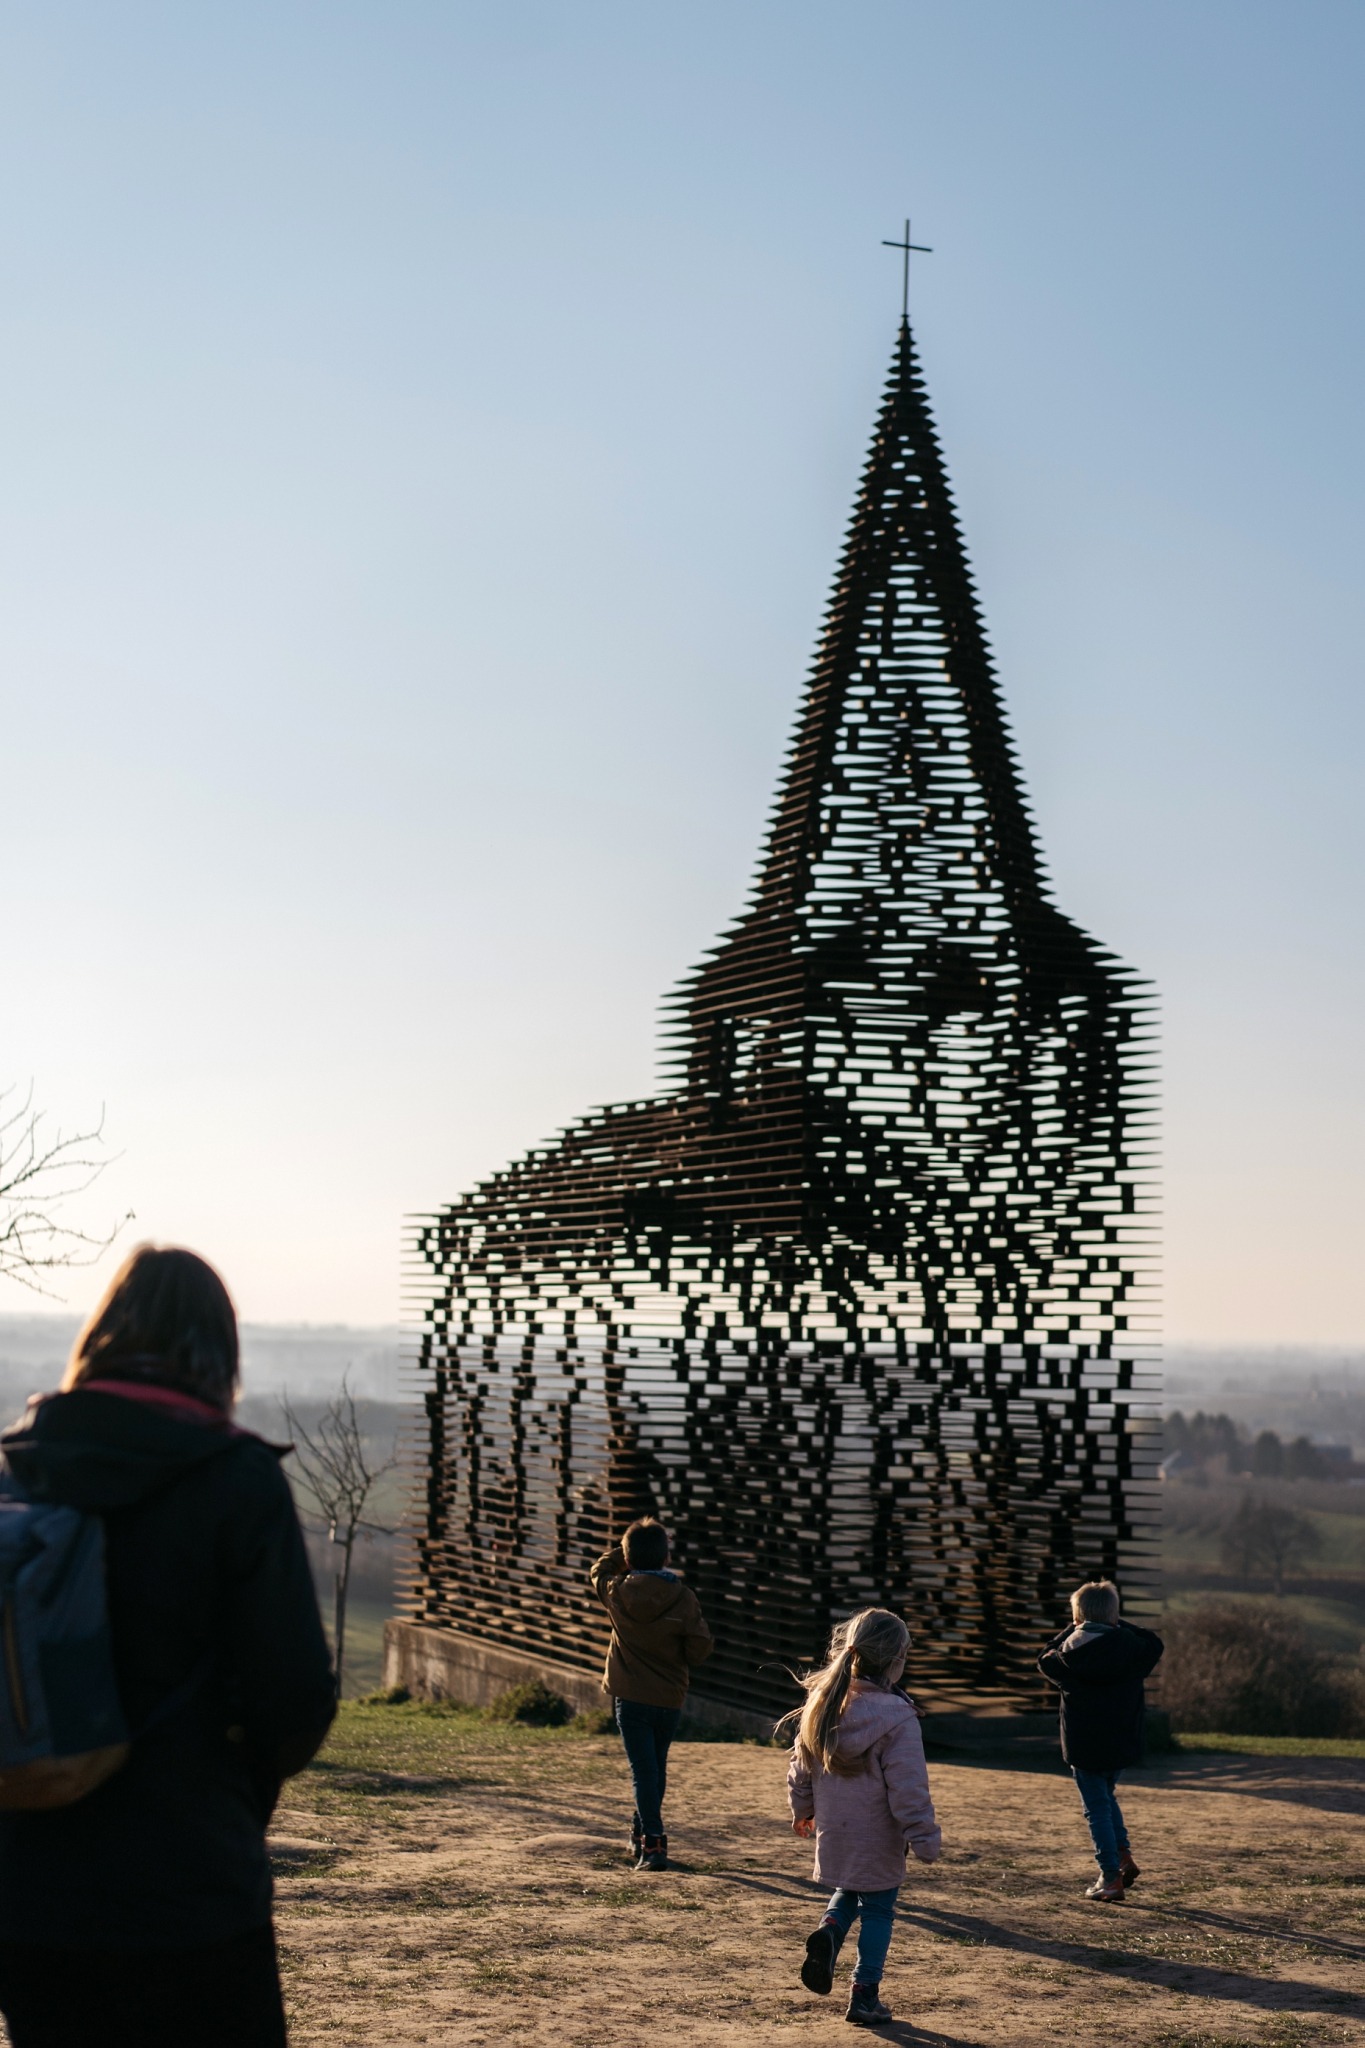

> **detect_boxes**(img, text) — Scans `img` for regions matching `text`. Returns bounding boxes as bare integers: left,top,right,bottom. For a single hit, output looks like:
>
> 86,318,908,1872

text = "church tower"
400,312,1159,1713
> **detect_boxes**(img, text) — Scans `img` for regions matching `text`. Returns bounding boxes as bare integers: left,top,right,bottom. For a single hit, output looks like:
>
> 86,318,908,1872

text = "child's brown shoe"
636,1834,668,1871
1085,1873,1126,1903
1118,1849,1140,1889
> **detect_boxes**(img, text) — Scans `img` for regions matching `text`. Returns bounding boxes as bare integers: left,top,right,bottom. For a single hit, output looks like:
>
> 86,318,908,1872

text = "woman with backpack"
0,1244,336,2048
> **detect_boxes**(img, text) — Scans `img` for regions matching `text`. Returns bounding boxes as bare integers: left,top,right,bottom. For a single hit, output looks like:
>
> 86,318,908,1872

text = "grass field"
1163,1500,1365,1578
271,1700,1365,2047
1175,1733,1365,1760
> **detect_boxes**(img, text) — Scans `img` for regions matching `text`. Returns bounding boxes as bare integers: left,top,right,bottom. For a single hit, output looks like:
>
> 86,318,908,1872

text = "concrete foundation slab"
382,1620,778,1740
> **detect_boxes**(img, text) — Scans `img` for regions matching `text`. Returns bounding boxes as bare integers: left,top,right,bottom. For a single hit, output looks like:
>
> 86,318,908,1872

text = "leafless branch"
281,1374,398,1697
281,1376,397,1542
0,1084,129,1296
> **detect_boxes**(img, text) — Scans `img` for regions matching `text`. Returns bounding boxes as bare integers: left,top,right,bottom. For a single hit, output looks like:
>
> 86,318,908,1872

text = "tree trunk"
333,1533,356,1698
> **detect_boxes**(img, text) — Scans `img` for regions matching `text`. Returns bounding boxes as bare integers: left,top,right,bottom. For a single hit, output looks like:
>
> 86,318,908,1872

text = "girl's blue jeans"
1072,1768,1129,1875
822,1886,900,1987
614,1698,680,1839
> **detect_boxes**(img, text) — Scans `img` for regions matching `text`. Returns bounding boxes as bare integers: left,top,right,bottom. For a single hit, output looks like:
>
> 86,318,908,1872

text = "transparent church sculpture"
401,314,1159,1715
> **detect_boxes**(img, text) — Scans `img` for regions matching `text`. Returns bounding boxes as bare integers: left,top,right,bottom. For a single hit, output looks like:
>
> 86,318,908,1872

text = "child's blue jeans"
822,1886,900,1986
614,1698,680,1839
1072,1768,1129,1876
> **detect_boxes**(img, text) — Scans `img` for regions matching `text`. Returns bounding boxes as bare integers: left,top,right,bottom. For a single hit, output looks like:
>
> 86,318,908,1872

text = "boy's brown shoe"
636,1834,668,1871
1118,1850,1140,1889
1085,1874,1126,1903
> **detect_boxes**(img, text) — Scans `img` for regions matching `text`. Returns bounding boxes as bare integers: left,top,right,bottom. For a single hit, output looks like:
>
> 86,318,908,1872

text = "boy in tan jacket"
589,1518,713,1870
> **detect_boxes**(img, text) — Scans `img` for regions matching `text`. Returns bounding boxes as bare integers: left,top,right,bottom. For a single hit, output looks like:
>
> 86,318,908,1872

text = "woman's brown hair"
62,1244,240,1414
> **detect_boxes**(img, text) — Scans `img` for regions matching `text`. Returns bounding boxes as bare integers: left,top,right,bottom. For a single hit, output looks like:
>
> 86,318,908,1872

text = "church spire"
741,311,1047,945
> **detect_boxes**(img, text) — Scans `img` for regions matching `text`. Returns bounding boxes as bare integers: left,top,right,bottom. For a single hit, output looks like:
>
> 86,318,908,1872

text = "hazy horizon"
1,1308,1360,1370
2,1312,1360,1457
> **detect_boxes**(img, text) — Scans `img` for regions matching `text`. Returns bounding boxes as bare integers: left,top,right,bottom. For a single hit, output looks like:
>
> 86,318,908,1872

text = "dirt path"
273,1718,1365,2047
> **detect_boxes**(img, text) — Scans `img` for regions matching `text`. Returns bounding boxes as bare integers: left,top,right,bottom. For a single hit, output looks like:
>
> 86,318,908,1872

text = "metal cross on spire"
882,218,932,320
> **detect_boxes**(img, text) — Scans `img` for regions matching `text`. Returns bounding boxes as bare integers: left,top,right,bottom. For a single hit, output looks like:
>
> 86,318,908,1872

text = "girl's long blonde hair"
778,1608,910,1775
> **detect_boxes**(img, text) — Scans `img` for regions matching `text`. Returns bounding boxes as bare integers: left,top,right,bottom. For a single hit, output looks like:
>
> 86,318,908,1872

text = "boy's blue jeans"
822,1887,900,1986
614,1698,680,1839
1072,1768,1130,1876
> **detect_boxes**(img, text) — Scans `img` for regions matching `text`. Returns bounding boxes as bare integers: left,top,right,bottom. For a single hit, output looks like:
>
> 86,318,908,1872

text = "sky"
0,1,1361,1341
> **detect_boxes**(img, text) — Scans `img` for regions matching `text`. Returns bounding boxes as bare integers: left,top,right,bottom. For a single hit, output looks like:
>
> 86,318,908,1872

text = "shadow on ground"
899,1900,1364,2025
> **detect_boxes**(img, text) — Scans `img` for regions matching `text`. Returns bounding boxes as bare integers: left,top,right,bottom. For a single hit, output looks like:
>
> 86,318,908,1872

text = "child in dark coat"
1038,1579,1163,1902
589,1518,713,1872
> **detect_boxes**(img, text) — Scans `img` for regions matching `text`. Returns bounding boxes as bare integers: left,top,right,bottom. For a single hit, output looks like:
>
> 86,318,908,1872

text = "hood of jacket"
1043,1621,1155,1685
833,1680,914,1762
610,1571,690,1624
0,1387,275,1510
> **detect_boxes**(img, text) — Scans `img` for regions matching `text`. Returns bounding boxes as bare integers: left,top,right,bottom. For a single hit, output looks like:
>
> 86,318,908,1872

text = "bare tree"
1255,1504,1323,1595
1221,1493,1323,1595
0,1085,125,1292
281,1376,396,1697
1220,1491,1262,1579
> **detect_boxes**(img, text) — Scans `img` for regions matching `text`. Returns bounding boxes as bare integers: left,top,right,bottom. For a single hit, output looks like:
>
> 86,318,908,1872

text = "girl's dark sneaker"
801,1922,843,1995
636,1834,668,1871
1118,1850,1140,1889
1085,1874,1126,1903
845,1982,893,2026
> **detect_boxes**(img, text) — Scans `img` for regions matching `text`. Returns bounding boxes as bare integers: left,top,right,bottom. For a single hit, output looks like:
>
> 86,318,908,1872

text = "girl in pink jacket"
784,1609,941,2028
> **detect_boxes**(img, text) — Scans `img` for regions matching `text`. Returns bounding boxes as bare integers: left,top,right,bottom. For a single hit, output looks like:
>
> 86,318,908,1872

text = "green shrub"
485,1680,572,1727
568,1707,618,1735
677,1715,763,1743
1162,1600,1365,1738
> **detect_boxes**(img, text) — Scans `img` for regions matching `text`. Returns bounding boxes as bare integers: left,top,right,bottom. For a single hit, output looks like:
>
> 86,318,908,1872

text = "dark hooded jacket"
1037,1619,1164,1772
589,1547,713,1708
0,1387,335,1949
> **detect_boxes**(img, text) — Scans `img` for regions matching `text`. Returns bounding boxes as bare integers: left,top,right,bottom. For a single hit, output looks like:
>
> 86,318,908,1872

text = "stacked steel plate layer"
402,318,1159,1713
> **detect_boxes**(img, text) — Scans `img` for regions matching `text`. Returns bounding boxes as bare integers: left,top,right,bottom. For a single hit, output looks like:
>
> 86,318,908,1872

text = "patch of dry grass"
272,1703,1365,2047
